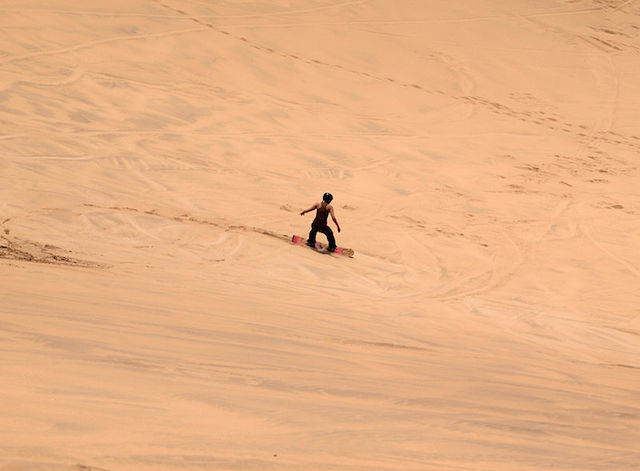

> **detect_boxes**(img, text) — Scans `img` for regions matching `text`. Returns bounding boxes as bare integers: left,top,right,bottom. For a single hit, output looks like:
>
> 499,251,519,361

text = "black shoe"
327,247,336,253
306,241,315,247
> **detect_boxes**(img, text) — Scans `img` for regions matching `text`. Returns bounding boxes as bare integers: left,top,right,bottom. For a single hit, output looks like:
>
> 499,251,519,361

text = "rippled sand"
2,1,640,470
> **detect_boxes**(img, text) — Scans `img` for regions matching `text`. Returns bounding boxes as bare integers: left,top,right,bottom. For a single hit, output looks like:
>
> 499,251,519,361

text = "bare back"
312,202,330,228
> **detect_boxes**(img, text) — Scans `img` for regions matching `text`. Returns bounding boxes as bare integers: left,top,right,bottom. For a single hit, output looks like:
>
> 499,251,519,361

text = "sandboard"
292,235,354,257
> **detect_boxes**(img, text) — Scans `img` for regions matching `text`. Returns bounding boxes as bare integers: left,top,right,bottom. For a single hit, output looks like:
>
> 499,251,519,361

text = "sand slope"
2,0,640,470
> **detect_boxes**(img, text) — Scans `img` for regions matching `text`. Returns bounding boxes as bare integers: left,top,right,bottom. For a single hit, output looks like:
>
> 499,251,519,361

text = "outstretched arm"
300,202,319,216
330,206,341,232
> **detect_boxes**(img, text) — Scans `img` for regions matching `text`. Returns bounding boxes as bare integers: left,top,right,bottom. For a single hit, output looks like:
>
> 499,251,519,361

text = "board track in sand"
1,1,640,470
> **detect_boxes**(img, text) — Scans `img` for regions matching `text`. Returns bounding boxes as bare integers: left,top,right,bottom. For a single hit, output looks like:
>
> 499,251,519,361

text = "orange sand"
1,1,640,470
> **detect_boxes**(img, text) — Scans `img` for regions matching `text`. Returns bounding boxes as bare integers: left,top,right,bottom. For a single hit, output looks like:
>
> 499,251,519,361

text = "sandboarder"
300,192,341,252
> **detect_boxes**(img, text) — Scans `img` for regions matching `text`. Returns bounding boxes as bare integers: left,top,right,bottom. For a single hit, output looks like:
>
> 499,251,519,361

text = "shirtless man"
300,192,341,252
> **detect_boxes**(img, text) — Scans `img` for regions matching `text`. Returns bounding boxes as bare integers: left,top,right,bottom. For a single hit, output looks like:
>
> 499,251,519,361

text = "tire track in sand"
0,27,205,65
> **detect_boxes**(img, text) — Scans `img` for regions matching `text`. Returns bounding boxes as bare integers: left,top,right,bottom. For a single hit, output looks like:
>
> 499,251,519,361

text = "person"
300,192,341,252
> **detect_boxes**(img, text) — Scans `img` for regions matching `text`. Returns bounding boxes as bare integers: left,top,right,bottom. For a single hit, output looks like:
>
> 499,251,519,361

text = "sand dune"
2,0,640,470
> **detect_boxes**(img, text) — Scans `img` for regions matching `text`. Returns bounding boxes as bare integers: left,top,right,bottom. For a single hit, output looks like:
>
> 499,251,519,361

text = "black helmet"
322,192,333,203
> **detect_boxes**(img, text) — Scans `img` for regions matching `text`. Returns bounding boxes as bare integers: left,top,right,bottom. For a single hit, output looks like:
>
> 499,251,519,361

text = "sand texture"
2,0,640,470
